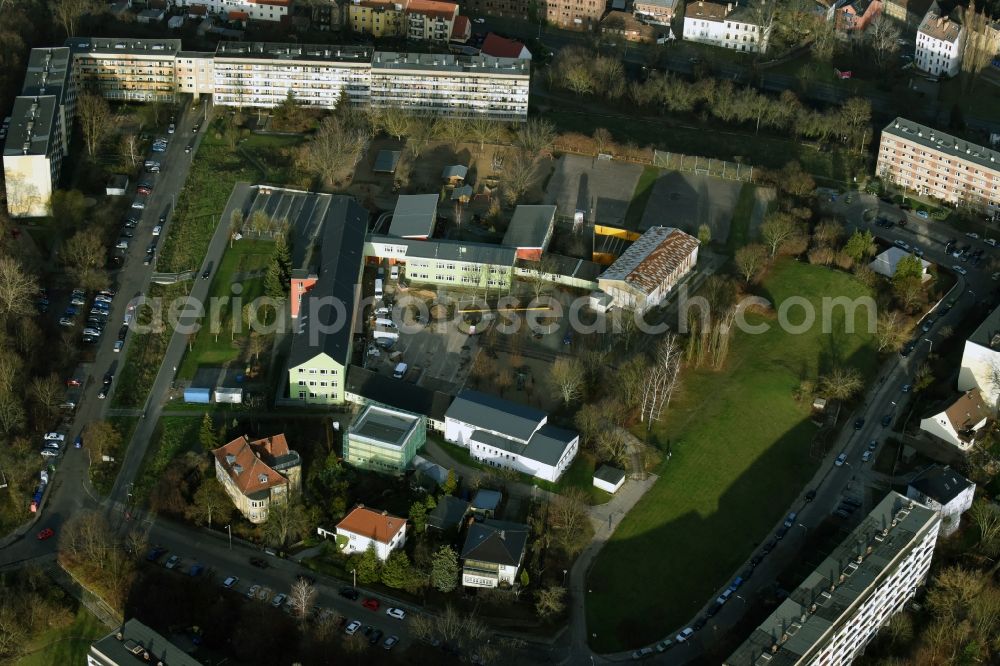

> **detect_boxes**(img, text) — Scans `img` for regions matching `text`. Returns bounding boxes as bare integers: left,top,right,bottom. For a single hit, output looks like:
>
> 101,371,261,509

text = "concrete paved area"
640,171,743,238
544,155,643,226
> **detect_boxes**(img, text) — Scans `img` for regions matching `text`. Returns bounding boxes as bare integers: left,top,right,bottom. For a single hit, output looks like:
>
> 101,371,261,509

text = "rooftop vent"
259,473,268,483
226,453,236,465
233,464,243,474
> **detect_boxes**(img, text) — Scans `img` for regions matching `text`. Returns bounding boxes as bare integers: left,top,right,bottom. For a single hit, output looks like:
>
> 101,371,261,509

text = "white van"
393,362,408,379
390,265,400,280
374,278,384,299
375,317,396,329
374,306,391,317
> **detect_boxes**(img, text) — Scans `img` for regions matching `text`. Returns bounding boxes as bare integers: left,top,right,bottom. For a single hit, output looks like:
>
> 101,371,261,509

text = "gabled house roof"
868,246,930,277
388,194,439,239
337,506,407,544
943,389,990,433
501,205,556,250
599,226,699,296
287,197,368,370
442,164,468,180
461,519,528,567
481,33,530,59
908,465,973,505
427,495,471,529
919,10,962,42
446,390,546,442
212,434,297,497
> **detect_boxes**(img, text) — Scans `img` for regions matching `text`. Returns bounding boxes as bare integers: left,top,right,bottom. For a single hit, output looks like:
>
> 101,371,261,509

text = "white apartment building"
3,47,74,218
906,465,975,537
370,51,530,121
683,0,768,54
876,117,1000,214
916,10,965,77
725,492,940,666
173,0,289,21
959,303,1000,404
212,42,373,108
335,506,407,560
66,38,181,103
919,388,991,450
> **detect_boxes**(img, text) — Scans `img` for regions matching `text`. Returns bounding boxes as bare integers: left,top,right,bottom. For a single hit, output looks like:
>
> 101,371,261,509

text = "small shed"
183,387,211,404
593,465,626,494
471,489,502,517
427,495,471,531
106,175,129,197
214,387,243,404
442,165,468,184
589,291,613,313
374,150,401,174
450,185,473,203
167,15,185,29
137,8,165,23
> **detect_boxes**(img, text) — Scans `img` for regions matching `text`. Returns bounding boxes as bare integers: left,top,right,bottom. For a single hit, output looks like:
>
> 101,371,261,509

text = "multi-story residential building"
634,0,679,25
444,389,580,483
213,42,373,109
545,0,605,30
882,0,936,28
916,9,964,77
173,0,290,22
287,196,368,405
66,37,181,103
919,388,991,450
349,0,460,42
906,465,975,537
959,303,1000,404
462,0,531,21
367,234,516,290
370,51,529,121
212,434,302,524
344,403,427,474
3,47,74,218
175,51,216,101
724,492,940,666
876,117,1000,214
88,619,202,666
335,505,407,560
460,519,529,587
683,0,769,53
597,226,699,313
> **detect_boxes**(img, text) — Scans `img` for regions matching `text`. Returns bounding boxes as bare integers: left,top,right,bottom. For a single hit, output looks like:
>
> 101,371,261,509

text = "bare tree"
28,374,63,420
819,367,863,401
468,117,507,153
810,14,838,62
640,333,683,429
867,14,901,70
960,2,997,92
374,107,413,141
535,586,567,619
501,151,538,206
734,243,768,283
229,208,243,248
751,0,778,53
118,131,141,169
875,310,908,352
289,578,318,623
0,256,38,321
433,117,468,151
77,93,111,158
63,229,108,291
761,211,798,257
970,499,1000,556
550,357,586,407
296,116,369,187
52,0,96,36
513,118,556,159
592,127,613,156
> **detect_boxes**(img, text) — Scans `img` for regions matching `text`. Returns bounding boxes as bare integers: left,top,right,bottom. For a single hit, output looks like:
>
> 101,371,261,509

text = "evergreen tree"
199,413,217,450
273,232,292,285
409,499,428,533
356,544,382,584
381,551,412,589
264,260,286,302
441,469,458,495
430,546,459,593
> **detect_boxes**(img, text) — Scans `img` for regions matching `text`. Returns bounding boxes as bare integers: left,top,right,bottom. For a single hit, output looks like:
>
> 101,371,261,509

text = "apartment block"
213,42,373,108
3,47,74,218
634,0,679,25
682,0,769,53
66,37,181,103
370,51,528,120
175,51,216,99
349,0,459,42
462,0,531,21
916,10,964,77
545,0,606,30
876,117,1000,213
367,234,517,290
173,0,290,22
88,619,202,666
725,492,939,666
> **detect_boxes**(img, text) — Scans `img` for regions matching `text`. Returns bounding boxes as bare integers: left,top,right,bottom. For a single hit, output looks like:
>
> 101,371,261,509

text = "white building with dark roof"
725,492,940,666
958,303,1000,405
868,246,931,279
919,389,991,450
597,226,699,313
916,9,964,77
460,519,529,587
906,465,975,537
501,204,556,261
683,0,769,53
444,390,579,482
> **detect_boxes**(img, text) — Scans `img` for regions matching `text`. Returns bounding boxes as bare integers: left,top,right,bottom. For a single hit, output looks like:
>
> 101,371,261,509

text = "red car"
66,378,81,387
37,528,54,540
362,597,380,611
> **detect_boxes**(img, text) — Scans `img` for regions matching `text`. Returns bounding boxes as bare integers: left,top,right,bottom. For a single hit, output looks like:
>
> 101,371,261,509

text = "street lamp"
225,524,232,550
924,338,933,354
562,569,568,585
351,568,357,588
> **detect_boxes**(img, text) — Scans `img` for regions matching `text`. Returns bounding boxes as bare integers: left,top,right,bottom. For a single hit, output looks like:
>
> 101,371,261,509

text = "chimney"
727,2,732,12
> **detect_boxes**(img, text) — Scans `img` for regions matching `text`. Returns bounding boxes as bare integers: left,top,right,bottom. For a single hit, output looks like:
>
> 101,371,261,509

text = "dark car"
339,587,360,600
146,546,167,562
118,325,129,341
881,414,892,427
853,418,865,430
897,217,907,226
805,489,817,502
762,539,776,554
369,629,384,646
692,617,708,631
202,262,213,280
776,525,789,540
750,555,763,567
249,557,268,569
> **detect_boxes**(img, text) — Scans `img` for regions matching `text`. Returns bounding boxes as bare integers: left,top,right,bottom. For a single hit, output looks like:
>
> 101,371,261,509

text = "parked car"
853,418,865,430
344,620,361,635
188,564,204,576
246,584,260,599
631,647,655,660
222,576,239,589
339,587,360,600
167,123,175,134
164,555,180,570
131,199,145,210
152,225,162,236
881,414,892,427
835,452,848,466
44,432,65,443
805,489,817,502
74,436,83,449
271,593,287,608
249,557,268,569
146,546,167,562
386,607,406,620
916,210,929,219
383,635,399,650
716,588,733,605
967,232,980,239
113,340,124,353
37,528,55,540
862,451,873,462
953,265,968,276
369,629,384,646
893,239,910,251
362,597,380,611
675,628,694,642
40,448,59,458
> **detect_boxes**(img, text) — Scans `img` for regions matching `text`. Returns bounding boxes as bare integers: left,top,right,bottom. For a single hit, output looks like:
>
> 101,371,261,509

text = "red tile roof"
481,33,527,58
406,0,458,18
451,15,470,40
336,506,406,544
188,4,207,15
212,435,291,497
229,10,250,19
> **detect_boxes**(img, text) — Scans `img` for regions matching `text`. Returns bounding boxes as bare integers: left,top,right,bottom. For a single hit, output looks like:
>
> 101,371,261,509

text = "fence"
652,151,754,182
151,270,196,285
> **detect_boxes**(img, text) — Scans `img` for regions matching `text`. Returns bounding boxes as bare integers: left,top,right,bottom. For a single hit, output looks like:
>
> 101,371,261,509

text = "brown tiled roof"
919,12,962,42
407,0,458,19
601,227,699,296
944,390,990,432
685,0,727,21
212,435,291,497
451,15,470,40
481,33,527,58
336,506,406,544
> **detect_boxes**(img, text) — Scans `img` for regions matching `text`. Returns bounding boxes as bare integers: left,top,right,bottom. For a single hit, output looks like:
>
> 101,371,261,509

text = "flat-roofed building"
88,619,202,666
876,117,1000,214
724,492,939,666
66,37,181,103
367,234,516,291
597,226,699,313
213,42,373,109
634,0,678,24
502,204,556,260
3,47,74,218
389,193,438,239
370,51,529,121
345,403,427,473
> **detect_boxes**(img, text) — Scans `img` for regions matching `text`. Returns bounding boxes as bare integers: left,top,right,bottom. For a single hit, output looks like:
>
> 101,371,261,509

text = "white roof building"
919,389,991,451
868,246,931,279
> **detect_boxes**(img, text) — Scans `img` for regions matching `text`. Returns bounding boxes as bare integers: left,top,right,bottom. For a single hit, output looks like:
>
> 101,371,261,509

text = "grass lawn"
624,166,660,231
432,436,610,504
90,415,139,496
177,239,273,380
134,415,204,499
17,606,107,666
585,260,879,651
545,109,843,182
726,182,756,253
